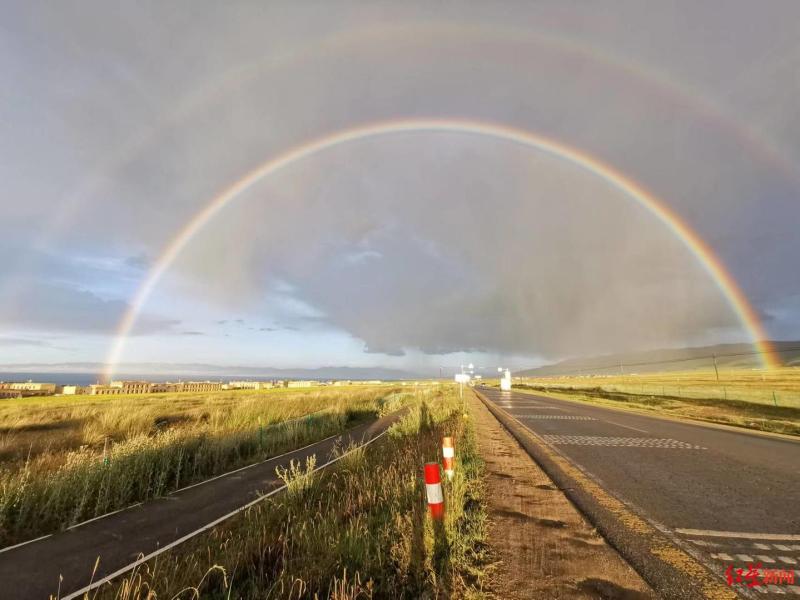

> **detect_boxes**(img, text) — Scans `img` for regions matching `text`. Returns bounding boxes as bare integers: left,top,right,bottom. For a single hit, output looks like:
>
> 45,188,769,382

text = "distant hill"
519,341,800,377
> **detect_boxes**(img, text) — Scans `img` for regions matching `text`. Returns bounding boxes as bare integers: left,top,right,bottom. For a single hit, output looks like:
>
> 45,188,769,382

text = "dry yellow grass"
0,385,418,546
520,367,800,408
509,368,800,436
92,385,488,600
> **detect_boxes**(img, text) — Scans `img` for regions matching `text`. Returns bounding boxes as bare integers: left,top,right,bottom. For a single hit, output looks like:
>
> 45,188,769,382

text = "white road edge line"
173,427,339,494
676,529,800,541
0,533,52,555
66,504,143,530
60,427,392,600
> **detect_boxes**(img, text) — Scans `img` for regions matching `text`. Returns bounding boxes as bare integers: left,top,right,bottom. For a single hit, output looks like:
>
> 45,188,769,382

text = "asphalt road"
0,411,405,600
477,386,800,599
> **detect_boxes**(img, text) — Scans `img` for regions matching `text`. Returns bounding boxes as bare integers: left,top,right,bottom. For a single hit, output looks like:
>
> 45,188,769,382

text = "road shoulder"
470,391,653,599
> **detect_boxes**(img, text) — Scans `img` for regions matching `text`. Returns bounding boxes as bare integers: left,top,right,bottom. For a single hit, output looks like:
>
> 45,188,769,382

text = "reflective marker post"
424,462,445,520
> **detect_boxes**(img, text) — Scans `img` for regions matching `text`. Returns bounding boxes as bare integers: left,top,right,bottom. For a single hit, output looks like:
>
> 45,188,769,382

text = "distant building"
173,381,222,392
9,381,57,393
0,383,22,398
84,379,222,395
110,380,151,394
287,380,319,388
228,380,277,390
89,384,124,395
61,385,89,395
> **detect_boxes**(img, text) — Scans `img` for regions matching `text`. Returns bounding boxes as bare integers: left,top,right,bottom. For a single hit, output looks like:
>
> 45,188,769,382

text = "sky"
1,1,798,375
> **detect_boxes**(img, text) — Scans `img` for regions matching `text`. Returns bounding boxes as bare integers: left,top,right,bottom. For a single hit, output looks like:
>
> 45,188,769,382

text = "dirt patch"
470,392,654,599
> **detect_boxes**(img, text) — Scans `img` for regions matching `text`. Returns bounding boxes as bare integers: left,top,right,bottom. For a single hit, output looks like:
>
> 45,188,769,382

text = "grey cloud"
124,253,150,270
0,282,178,336
2,2,799,364
167,138,756,360
0,337,50,347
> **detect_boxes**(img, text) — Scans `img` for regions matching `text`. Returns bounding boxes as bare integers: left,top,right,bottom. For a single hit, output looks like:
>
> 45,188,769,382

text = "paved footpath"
478,386,800,599
0,411,405,600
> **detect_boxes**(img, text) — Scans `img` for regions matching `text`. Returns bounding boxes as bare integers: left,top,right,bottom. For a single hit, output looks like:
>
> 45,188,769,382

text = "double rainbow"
103,118,778,379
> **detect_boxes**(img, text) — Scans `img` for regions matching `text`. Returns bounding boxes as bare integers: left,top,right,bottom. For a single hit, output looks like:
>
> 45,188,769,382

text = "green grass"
0,386,420,547
92,385,488,600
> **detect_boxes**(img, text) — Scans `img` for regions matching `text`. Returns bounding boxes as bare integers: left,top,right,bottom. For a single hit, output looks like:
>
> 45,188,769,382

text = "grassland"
93,385,487,599
511,367,800,436
0,385,419,547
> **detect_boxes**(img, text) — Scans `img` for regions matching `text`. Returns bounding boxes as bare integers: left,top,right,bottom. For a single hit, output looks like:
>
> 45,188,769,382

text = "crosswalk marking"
738,554,755,562
713,553,733,561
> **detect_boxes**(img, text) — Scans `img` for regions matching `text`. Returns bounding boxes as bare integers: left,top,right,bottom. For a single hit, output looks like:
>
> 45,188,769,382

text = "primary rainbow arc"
104,118,778,380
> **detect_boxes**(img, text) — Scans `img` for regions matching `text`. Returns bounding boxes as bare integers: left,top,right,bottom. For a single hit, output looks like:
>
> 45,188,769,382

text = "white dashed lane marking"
541,435,707,449
519,415,597,420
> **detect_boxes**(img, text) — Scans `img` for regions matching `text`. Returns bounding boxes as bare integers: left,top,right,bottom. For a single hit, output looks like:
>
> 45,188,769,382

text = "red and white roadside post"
424,462,445,520
442,436,455,480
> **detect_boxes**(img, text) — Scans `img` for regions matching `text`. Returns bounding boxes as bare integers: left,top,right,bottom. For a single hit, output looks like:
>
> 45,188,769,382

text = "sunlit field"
90,384,486,600
511,368,800,436
520,368,800,407
0,384,422,547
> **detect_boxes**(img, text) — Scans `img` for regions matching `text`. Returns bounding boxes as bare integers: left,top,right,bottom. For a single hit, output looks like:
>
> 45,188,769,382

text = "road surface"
0,411,405,600
477,386,800,599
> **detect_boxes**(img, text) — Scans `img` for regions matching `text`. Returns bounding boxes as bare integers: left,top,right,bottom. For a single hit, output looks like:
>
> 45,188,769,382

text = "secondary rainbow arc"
103,118,778,379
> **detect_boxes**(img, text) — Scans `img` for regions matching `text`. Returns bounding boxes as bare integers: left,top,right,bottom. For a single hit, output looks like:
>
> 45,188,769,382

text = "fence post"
773,391,778,407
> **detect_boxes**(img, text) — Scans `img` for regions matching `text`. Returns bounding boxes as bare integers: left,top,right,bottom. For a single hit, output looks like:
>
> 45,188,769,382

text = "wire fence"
521,381,800,409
